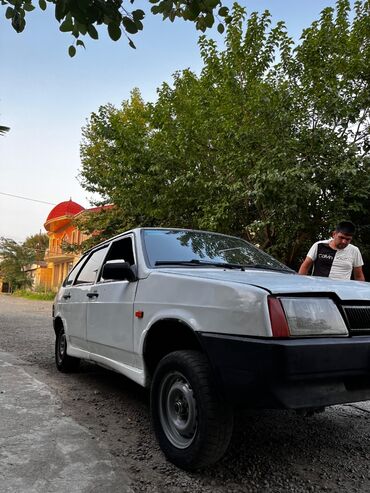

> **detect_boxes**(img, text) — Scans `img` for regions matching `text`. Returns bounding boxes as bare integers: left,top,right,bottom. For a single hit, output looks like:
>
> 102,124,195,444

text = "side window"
63,258,85,287
104,236,135,265
99,236,135,282
75,246,108,285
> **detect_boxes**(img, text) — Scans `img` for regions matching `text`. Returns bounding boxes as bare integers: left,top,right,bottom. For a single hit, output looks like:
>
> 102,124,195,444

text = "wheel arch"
53,316,64,335
143,318,203,378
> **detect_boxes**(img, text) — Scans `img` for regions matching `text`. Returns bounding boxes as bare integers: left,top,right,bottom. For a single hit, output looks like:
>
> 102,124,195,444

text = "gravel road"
0,293,370,492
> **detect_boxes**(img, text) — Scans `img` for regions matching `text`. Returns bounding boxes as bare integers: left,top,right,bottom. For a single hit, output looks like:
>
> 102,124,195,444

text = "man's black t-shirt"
312,243,337,277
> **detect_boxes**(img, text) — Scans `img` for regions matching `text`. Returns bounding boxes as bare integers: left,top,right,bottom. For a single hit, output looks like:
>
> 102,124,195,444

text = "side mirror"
102,260,137,282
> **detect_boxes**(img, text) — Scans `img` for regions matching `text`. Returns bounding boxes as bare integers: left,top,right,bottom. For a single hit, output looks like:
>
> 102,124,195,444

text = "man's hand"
353,266,365,281
298,257,313,275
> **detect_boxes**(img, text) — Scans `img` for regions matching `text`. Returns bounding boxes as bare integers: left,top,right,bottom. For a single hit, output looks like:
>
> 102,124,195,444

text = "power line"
0,191,56,206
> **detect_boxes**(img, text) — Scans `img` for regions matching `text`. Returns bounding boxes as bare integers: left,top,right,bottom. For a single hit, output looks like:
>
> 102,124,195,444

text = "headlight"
279,297,348,337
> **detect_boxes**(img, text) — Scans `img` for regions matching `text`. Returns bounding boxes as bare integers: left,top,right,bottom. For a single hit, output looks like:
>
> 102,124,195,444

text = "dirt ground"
1,293,370,492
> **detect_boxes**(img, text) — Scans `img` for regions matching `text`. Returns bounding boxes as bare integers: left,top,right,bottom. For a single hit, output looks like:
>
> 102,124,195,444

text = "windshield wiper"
155,259,245,270
155,260,293,273
243,263,293,273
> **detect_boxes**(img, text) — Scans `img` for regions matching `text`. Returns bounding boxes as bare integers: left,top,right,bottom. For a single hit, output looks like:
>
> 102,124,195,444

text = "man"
298,221,365,281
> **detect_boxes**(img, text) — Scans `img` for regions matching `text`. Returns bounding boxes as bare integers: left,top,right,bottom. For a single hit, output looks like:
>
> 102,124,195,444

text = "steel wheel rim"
158,371,198,449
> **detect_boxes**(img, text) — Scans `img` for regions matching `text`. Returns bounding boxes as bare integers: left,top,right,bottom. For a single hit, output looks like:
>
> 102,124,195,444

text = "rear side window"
75,246,108,285
63,258,85,287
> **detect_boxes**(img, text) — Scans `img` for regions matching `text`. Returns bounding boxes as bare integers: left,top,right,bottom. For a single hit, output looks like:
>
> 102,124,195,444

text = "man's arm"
298,257,313,275
353,266,365,281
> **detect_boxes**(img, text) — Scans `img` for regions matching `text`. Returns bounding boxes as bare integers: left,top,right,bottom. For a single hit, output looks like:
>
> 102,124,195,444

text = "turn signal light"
268,297,290,337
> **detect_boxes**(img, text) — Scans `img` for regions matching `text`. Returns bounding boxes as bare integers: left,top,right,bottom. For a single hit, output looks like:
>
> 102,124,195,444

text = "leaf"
108,23,122,41
132,9,145,21
88,24,99,39
5,7,14,19
196,18,207,33
55,0,66,21
218,6,229,17
122,17,138,34
68,45,76,57
217,23,224,34
151,5,162,15
77,39,86,49
11,12,26,33
129,39,136,49
60,17,73,32
39,0,47,10
135,19,143,31
75,21,87,35
204,12,214,29
23,3,35,12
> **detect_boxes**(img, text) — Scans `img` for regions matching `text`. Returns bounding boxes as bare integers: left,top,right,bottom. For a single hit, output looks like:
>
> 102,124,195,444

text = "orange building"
42,199,114,291
44,199,88,291
1,199,93,293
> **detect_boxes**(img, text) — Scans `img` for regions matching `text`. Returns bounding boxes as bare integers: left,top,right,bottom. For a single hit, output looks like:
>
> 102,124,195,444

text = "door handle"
87,292,99,298
63,294,71,300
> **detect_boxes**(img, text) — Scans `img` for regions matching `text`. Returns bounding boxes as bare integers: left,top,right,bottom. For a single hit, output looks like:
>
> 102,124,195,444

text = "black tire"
150,350,233,470
55,327,80,373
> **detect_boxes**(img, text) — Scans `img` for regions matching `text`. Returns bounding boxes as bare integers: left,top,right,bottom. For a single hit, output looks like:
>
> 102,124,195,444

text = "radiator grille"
342,306,370,335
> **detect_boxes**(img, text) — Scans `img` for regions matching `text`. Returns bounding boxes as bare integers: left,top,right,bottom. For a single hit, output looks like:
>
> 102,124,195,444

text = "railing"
45,247,63,256
45,247,73,258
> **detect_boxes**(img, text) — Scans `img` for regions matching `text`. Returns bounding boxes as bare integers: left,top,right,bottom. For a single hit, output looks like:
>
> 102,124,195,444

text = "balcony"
45,247,74,263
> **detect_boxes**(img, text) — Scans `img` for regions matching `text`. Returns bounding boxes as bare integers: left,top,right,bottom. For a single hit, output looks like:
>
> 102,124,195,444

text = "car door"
61,246,109,352
86,234,137,368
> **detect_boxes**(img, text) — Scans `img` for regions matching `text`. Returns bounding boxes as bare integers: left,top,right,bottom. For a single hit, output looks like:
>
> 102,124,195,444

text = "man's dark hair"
335,221,356,235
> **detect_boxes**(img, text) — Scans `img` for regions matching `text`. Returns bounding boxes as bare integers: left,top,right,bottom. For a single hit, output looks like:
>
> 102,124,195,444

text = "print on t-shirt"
312,243,336,277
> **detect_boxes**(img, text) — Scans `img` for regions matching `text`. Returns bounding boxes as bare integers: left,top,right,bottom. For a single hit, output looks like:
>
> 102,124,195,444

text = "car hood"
158,268,370,301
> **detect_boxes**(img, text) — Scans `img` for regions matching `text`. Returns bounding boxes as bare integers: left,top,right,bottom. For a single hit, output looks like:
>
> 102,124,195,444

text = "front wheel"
150,350,233,470
55,327,80,373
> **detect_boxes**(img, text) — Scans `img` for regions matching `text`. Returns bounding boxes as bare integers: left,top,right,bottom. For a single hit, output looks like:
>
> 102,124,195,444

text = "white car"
53,228,370,470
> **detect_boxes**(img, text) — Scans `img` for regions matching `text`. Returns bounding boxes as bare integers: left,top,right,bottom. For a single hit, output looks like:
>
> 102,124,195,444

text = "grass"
13,289,56,301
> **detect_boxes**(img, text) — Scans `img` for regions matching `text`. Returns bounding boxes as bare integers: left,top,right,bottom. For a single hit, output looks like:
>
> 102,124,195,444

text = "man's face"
332,231,353,249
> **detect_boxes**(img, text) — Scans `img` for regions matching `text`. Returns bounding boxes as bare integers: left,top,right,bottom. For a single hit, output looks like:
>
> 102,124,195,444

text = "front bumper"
198,333,370,409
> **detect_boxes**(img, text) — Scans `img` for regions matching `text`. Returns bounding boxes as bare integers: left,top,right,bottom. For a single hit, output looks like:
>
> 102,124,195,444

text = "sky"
0,0,340,242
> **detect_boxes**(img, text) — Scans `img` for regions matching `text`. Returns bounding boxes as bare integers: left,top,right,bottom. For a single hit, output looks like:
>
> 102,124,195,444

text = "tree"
78,88,155,246
23,232,49,260
1,0,231,56
79,1,370,270
0,233,49,291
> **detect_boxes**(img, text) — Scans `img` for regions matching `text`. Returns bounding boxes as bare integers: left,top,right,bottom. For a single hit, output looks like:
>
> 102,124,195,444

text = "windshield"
142,229,292,272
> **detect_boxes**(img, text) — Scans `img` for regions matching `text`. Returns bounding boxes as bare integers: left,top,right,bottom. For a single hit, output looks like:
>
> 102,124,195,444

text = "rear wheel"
55,327,80,372
150,350,233,470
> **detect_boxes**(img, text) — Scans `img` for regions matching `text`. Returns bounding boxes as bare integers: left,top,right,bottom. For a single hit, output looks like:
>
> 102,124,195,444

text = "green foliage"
1,0,229,55
23,233,49,260
0,238,33,290
79,1,370,269
0,233,49,290
13,289,55,301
